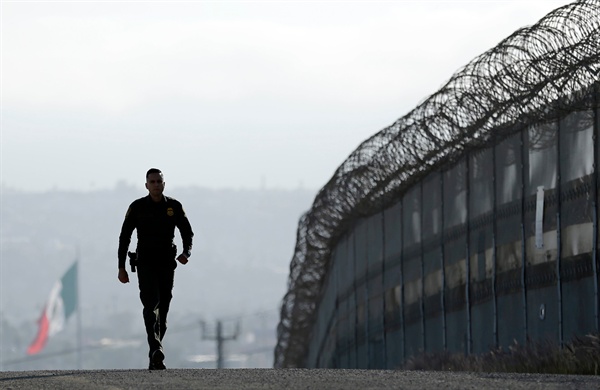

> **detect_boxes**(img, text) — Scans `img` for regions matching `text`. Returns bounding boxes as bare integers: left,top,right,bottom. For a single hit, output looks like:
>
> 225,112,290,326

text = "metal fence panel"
402,186,423,357
443,160,468,353
352,218,368,367
352,219,367,347
444,160,468,229
494,132,526,348
445,309,468,355
524,122,559,343
423,248,444,353
336,235,352,296
497,292,526,347
470,148,494,218
383,201,403,366
526,122,558,196
468,148,496,354
333,235,350,368
383,281,403,368
355,218,369,287
347,229,358,368
560,109,594,184
469,227,495,354
562,277,595,341
384,201,403,260
347,291,357,368
422,172,444,353
366,212,385,368
527,286,559,341
423,172,442,239
560,108,596,342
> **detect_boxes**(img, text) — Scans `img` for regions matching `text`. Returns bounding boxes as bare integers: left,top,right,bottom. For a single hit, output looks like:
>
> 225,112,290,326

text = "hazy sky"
1,0,574,193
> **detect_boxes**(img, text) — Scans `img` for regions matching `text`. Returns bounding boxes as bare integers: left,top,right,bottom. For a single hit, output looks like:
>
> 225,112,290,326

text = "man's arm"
176,202,194,264
117,204,136,282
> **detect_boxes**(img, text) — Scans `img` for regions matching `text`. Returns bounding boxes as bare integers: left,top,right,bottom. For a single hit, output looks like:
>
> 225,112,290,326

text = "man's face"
145,172,165,197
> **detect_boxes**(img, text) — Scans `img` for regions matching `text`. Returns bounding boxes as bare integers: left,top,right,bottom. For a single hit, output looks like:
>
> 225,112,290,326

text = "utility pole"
200,320,240,368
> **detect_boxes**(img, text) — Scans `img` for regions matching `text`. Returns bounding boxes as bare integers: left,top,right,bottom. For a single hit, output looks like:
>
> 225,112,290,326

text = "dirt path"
1,368,600,389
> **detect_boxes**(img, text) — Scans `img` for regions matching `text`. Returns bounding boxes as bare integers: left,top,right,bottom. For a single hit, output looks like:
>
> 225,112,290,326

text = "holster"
128,251,138,272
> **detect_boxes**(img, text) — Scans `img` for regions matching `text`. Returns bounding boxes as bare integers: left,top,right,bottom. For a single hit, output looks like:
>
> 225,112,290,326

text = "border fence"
275,0,600,368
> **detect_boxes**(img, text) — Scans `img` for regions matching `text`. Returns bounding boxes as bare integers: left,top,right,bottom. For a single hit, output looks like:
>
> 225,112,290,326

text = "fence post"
520,127,529,343
557,112,563,348
593,85,600,332
466,155,472,355
440,170,447,351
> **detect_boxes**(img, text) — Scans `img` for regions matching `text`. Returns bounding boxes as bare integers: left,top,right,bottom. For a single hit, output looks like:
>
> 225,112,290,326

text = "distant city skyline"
2,0,574,192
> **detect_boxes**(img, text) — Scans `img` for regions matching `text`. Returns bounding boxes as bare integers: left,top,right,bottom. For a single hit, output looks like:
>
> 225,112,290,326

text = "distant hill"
0,184,315,368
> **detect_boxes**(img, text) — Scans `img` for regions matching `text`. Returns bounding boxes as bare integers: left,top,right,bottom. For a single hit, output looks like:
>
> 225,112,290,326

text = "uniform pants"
137,261,176,357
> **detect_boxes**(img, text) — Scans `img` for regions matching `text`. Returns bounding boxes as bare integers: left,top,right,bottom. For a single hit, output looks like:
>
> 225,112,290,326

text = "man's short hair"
146,168,163,179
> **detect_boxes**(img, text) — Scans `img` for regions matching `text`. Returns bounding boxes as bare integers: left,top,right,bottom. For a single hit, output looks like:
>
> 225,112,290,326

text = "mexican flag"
27,262,78,355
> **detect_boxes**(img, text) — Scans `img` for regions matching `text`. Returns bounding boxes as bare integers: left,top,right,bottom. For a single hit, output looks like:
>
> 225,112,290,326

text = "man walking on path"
117,168,194,370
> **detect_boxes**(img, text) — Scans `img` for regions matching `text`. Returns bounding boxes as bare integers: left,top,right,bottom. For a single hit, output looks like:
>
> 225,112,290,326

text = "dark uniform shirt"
118,195,194,268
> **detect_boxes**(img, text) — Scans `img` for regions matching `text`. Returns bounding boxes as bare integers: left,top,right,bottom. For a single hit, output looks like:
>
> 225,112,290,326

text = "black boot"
148,349,166,370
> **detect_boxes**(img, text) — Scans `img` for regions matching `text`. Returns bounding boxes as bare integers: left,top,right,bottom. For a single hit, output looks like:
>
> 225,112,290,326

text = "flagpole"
76,249,82,370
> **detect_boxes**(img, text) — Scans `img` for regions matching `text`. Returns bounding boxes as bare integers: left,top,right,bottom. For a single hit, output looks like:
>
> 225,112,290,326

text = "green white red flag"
27,262,78,355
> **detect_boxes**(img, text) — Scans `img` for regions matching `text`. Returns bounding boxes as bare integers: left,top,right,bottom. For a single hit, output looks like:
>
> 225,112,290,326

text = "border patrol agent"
117,168,194,370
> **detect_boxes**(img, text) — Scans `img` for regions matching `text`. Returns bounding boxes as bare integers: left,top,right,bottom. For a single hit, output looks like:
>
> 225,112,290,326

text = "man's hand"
118,268,130,283
177,254,189,265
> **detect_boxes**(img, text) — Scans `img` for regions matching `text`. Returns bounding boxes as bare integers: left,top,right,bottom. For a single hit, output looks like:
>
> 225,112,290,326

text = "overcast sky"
1,0,574,193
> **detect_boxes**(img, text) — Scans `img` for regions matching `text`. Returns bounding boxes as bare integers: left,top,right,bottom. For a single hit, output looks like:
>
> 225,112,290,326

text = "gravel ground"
1,369,600,390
